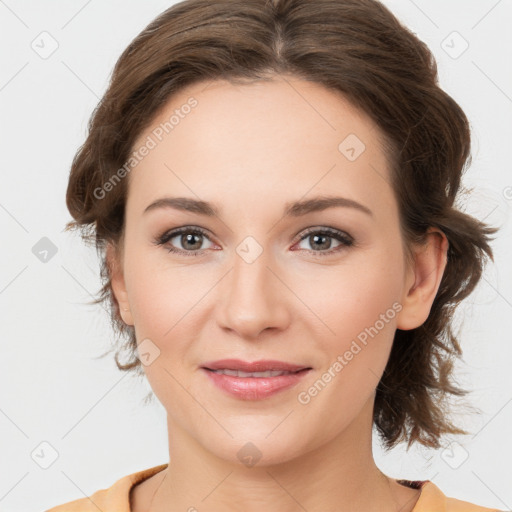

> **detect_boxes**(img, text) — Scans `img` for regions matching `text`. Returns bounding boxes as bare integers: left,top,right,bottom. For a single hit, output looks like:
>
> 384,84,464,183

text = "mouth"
203,368,309,378
201,358,312,373
200,359,313,400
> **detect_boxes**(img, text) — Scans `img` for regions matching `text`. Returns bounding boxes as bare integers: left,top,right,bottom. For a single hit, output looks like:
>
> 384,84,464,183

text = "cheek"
123,245,202,335
291,250,405,411
294,251,404,340
293,262,403,431
122,248,214,389
123,254,201,406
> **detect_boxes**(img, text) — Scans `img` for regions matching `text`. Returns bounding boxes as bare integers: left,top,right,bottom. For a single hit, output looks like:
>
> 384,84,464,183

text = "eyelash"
153,226,355,257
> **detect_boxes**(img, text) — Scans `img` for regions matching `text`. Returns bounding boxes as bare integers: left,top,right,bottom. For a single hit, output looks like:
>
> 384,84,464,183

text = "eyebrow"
143,195,373,218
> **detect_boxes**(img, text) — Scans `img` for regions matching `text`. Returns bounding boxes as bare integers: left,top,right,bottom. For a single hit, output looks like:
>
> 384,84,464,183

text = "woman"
46,0,503,510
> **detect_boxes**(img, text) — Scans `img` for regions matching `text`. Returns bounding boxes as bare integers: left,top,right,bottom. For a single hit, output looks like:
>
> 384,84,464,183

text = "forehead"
127,76,395,217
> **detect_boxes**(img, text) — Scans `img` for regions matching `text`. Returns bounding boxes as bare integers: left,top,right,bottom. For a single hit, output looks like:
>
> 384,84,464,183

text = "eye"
153,226,215,256
293,227,354,256
153,225,354,257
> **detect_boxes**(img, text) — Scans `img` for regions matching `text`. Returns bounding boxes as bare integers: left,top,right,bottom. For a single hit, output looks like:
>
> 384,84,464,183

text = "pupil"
184,233,201,250
312,234,330,250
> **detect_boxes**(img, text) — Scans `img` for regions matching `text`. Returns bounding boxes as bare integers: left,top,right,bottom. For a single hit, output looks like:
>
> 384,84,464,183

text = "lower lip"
201,368,311,400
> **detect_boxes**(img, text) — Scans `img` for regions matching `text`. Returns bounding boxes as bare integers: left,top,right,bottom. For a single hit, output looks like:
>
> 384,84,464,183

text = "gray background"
0,0,511,510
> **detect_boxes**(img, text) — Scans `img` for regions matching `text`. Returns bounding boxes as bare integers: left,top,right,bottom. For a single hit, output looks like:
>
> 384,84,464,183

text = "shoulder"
44,463,168,512
445,494,505,512
411,480,505,512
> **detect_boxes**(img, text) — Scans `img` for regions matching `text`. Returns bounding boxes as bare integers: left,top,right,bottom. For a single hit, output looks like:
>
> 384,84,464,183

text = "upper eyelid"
298,226,352,238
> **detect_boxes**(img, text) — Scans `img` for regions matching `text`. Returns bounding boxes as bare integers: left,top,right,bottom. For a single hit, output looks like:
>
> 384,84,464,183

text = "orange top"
45,463,503,512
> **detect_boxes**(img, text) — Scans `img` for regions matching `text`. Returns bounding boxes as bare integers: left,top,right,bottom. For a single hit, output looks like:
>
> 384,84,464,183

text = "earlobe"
106,242,134,326
396,228,449,331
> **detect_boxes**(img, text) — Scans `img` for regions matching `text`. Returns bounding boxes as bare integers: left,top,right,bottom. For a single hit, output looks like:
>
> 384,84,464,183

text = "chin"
194,425,311,468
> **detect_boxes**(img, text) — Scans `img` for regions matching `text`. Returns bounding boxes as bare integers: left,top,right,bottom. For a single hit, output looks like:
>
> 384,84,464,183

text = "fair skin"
107,75,448,512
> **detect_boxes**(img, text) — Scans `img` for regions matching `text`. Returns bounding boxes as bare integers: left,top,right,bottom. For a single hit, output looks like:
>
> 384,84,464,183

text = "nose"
216,244,291,340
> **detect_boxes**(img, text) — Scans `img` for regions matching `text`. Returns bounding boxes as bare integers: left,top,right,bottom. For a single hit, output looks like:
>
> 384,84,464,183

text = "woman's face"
110,76,436,465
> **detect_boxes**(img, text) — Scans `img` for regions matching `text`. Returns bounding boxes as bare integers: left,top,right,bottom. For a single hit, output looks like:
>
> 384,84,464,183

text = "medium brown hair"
65,0,498,450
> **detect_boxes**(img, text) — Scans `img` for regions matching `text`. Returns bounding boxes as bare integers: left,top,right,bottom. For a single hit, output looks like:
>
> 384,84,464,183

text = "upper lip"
201,359,311,372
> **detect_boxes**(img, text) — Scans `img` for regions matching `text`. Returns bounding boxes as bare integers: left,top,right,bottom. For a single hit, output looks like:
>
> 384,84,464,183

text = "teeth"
211,369,293,377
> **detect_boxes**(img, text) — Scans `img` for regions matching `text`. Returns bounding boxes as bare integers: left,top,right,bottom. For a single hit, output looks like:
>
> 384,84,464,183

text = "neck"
146,396,418,512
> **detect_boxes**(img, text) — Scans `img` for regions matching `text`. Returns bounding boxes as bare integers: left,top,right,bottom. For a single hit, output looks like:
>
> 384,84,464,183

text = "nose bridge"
217,239,289,338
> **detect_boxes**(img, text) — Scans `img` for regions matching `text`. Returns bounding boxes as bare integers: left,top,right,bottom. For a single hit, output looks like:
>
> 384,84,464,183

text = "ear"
106,242,134,326
396,227,449,330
